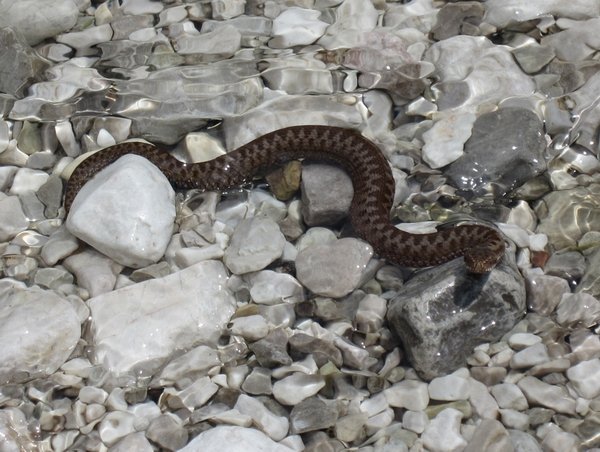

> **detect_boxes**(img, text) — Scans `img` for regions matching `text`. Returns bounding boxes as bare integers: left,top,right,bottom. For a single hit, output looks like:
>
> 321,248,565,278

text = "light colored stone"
517,376,576,415
66,154,176,268
509,343,550,369
490,383,528,410
178,425,293,452
89,260,235,376
271,7,328,48
272,373,326,406
428,374,470,401
0,196,28,241
566,358,600,399
384,380,429,411
234,394,289,441
422,408,466,452
224,217,286,274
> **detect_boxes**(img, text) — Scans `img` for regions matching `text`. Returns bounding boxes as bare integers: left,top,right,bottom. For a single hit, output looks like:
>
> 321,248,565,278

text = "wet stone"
241,367,272,395
387,253,525,380
445,107,546,198
290,397,338,434
512,43,556,74
431,1,485,41
288,332,343,367
544,251,586,283
145,414,188,451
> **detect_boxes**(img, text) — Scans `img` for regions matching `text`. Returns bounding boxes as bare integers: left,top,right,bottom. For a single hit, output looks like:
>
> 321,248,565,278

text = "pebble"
301,164,353,226
66,154,176,268
223,217,286,274
428,374,470,401
517,376,576,415
270,7,328,48
234,394,289,441
0,196,29,241
384,380,429,411
295,237,373,297
179,426,294,452
421,408,467,452
490,383,529,411
566,358,600,399
272,373,326,406
290,397,338,434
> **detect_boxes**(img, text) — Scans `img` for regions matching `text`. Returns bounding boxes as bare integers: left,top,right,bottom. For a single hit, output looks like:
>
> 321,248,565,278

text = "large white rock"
179,426,294,452
66,154,176,268
89,260,235,376
271,7,329,48
0,280,81,383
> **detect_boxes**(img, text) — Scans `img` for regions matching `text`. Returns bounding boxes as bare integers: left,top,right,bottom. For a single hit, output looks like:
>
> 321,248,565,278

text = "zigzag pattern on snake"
64,125,505,273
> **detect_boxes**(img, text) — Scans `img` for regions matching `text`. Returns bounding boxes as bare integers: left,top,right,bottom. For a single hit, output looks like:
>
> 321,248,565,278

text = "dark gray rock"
445,107,546,199
387,246,525,380
512,43,556,74
301,164,353,227
290,397,339,434
289,332,343,367
248,328,292,368
432,2,485,41
0,28,49,98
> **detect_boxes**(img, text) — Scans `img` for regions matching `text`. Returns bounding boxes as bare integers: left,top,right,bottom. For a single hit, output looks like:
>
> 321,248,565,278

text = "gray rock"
290,397,339,434
248,329,292,368
512,43,556,74
301,164,353,227
431,2,485,41
507,430,542,452
387,249,525,380
288,332,343,367
241,367,272,395
464,419,513,452
446,108,546,198
544,251,586,284
0,28,49,98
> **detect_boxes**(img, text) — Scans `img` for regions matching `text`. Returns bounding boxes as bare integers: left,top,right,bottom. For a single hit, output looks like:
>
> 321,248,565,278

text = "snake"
64,125,505,273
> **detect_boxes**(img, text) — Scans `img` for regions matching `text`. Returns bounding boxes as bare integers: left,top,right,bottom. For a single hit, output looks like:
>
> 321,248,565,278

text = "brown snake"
64,125,505,273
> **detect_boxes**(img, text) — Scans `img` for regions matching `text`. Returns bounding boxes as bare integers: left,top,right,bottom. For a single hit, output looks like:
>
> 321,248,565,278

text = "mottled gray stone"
544,251,586,283
248,329,292,368
290,397,338,434
431,2,485,41
508,430,542,452
301,164,353,227
241,367,272,395
36,175,63,219
464,419,513,452
577,248,600,298
0,28,50,98
387,249,525,380
288,332,343,367
446,108,546,198
512,43,556,74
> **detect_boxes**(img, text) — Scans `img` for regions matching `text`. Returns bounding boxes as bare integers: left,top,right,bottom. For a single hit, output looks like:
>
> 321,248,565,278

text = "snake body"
64,125,505,273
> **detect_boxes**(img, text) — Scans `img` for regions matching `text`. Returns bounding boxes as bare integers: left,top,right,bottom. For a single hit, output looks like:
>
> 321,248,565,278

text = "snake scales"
64,125,505,273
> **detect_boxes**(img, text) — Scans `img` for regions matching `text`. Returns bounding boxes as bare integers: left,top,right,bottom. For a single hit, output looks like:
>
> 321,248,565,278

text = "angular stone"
301,164,353,227
387,252,525,380
290,397,338,434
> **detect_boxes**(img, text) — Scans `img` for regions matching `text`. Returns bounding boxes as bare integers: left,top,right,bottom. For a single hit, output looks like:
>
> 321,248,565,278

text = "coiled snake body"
64,125,505,273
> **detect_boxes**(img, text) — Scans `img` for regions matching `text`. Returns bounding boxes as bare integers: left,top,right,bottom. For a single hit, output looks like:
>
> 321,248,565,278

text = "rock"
66,154,176,268
525,272,570,316
464,419,513,452
63,249,123,297
270,7,328,48
145,414,188,450
421,408,467,452
178,426,293,452
0,282,80,383
110,432,154,452
234,394,289,441
289,397,338,434
384,380,429,411
224,217,286,274
0,196,29,241
295,237,373,297
301,164,354,227
556,292,600,328
490,384,529,411
445,108,546,198
0,28,49,97
428,374,470,401
57,24,114,51
431,2,485,41
273,373,326,406
245,270,305,305
0,0,79,46
422,111,476,169
387,251,525,380
88,260,235,376
566,358,600,399
517,376,576,415
248,329,292,368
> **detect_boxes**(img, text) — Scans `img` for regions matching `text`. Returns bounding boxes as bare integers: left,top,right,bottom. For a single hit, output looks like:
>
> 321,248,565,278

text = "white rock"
485,0,600,28
98,411,136,447
509,343,550,369
422,111,476,168
499,409,530,431
234,394,289,441
211,0,245,20
0,283,80,383
179,426,293,452
57,24,114,50
154,345,221,387
66,154,176,268
295,237,373,298
490,383,529,410
110,432,154,452
508,332,542,350
223,217,286,274
246,270,305,305
9,168,49,195
422,408,467,452
402,410,428,434
272,373,326,406
0,409,35,450
428,374,470,401
89,260,235,376
41,225,79,266
164,376,218,410
230,315,270,341
172,22,241,56
318,0,380,49
556,292,600,328
566,358,600,399
63,249,123,297
384,380,429,411
517,376,576,415
468,377,499,420
0,196,29,241
540,429,581,452
271,7,328,48
122,0,164,15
